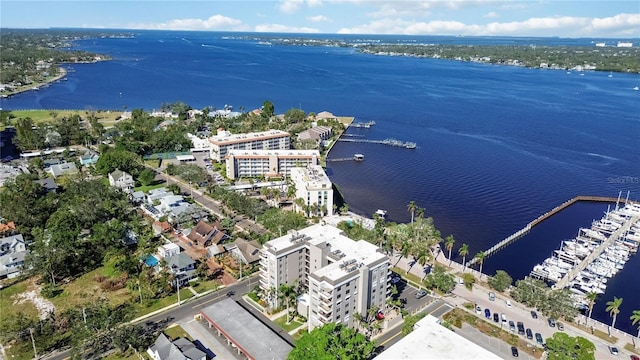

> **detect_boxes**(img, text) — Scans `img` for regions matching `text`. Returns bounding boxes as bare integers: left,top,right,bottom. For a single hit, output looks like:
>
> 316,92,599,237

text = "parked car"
511,346,519,357
391,277,401,284
530,310,538,319
609,346,619,356
493,313,500,323
485,308,491,319
489,291,495,301
557,321,564,331
526,328,533,340
509,321,516,332
630,355,640,360
502,313,507,323
548,318,556,327
517,322,525,335
475,305,482,314
505,300,512,308
415,289,428,299
535,332,544,344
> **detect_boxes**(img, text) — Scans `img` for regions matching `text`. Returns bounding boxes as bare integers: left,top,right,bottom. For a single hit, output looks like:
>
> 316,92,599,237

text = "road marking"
379,330,403,346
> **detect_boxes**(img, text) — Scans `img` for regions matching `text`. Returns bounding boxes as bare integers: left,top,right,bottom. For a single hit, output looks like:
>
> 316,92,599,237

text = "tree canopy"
487,270,513,292
288,323,375,360
545,332,595,360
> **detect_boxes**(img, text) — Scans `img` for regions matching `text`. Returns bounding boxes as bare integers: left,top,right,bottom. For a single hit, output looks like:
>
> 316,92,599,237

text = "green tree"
284,108,306,124
444,235,455,264
407,200,417,224
137,168,156,186
288,323,374,360
423,264,455,293
262,100,275,120
631,310,640,346
605,296,623,331
401,313,427,336
94,148,141,176
474,251,486,277
458,243,469,270
545,332,595,360
487,270,513,292
584,291,598,325
461,273,476,290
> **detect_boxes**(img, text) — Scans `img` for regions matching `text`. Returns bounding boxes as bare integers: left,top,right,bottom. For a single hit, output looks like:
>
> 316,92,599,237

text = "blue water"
145,255,159,267
2,30,639,333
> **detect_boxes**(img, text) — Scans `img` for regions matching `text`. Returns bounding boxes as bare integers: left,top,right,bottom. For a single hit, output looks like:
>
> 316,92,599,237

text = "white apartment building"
208,129,291,162
225,149,320,180
259,223,390,331
290,165,333,217
186,133,212,153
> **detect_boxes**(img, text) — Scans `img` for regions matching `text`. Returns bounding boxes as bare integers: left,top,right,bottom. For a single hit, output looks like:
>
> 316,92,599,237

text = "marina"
527,200,640,309
337,137,417,149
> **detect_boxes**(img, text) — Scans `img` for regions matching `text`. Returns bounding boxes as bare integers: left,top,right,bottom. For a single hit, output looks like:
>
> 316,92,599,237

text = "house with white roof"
147,333,205,360
108,169,135,192
0,234,28,279
46,162,78,178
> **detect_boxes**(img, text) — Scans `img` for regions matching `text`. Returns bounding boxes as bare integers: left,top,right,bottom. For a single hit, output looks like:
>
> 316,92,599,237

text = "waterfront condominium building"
208,129,291,162
290,164,334,217
225,149,320,180
259,223,390,331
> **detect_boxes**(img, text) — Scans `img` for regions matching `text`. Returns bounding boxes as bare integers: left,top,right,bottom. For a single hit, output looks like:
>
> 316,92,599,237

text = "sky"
1,1,639,38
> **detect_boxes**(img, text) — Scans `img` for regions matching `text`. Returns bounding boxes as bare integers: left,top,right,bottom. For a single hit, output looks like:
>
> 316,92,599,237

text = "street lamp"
172,265,181,305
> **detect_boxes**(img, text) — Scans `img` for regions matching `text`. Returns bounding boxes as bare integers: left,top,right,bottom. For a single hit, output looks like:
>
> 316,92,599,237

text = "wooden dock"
468,195,633,266
337,138,417,149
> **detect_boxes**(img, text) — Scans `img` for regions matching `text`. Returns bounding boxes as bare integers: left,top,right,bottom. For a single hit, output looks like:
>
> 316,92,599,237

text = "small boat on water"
354,154,365,161
375,209,387,219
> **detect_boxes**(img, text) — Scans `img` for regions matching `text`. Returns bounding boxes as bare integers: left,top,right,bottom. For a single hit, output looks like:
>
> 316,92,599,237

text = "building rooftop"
226,149,320,158
376,315,503,360
290,165,331,190
199,298,292,360
208,129,290,145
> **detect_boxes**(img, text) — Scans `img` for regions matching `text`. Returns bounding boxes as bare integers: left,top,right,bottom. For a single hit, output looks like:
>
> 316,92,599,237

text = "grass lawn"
131,288,194,318
191,279,221,294
144,159,162,169
103,349,149,360
624,343,640,355
164,324,192,341
0,280,39,326
274,314,303,333
575,323,618,344
6,109,122,126
134,180,167,193
4,341,35,360
391,266,424,288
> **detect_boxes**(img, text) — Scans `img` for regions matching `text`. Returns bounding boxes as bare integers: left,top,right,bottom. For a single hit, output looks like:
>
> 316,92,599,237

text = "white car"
475,305,482,314
505,300,512,308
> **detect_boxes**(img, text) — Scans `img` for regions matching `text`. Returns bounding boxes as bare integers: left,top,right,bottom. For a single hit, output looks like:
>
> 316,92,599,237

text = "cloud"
128,15,246,31
308,15,329,22
279,0,304,13
338,14,640,37
483,11,499,19
307,0,323,7
255,23,320,33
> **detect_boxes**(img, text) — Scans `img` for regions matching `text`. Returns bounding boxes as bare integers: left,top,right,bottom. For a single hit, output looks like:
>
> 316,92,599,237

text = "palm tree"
407,201,417,224
605,296,623,332
459,243,469,271
630,310,640,347
474,251,486,278
401,242,412,274
416,249,430,279
445,235,455,265
585,291,598,325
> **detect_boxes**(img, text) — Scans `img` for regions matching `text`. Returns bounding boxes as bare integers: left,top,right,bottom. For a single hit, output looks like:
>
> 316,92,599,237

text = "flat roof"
176,154,195,161
200,298,292,360
376,315,503,360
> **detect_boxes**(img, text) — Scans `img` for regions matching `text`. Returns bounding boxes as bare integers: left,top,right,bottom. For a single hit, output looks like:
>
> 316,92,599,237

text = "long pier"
553,213,640,289
326,157,357,162
350,121,376,128
468,195,632,266
337,138,417,149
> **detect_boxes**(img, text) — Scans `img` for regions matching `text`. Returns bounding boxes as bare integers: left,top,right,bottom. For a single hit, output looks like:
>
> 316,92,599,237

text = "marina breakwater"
467,195,632,266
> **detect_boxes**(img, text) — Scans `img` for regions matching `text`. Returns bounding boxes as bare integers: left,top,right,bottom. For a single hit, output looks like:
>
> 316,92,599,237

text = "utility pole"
137,280,143,303
82,307,87,324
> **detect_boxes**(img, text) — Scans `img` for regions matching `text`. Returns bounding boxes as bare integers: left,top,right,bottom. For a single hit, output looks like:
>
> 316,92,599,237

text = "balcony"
319,301,331,312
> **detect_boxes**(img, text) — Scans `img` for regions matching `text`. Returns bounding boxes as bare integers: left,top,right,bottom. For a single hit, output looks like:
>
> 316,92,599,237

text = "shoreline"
1,66,68,98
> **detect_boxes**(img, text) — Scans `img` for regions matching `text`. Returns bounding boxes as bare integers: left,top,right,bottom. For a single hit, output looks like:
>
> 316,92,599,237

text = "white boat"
634,86,639,91
375,209,387,219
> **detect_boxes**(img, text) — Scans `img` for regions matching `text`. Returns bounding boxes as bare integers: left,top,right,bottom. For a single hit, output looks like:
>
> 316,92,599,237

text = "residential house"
108,169,135,192
0,234,28,279
166,252,197,285
186,220,229,247
78,151,100,166
46,162,78,178
227,238,261,266
158,243,181,259
297,125,332,143
36,178,59,193
147,333,206,360
130,190,146,204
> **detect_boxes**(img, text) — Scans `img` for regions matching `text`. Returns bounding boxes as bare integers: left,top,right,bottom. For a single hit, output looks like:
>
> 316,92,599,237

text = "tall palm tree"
407,201,417,224
445,235,455,265
630,310,640,347
585,291,599,325
459,243,469,271
416,249,430,279
605,296,623,331
474,251,486,278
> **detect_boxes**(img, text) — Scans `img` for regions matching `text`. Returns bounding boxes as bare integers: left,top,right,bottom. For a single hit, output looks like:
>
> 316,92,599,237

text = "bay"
2,30,639,334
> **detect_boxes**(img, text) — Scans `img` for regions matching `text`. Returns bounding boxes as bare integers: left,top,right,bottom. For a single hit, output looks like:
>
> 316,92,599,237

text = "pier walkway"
326,157,357,162
337,138,417,149
468,195,632,266
350,121,376,128
553,213,639,289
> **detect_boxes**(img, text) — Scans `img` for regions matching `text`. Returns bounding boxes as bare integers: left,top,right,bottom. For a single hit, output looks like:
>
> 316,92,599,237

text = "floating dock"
468,194,633,266
326,154,365,162
350,121,376,128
